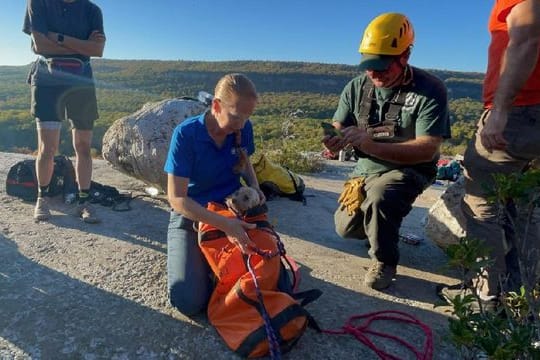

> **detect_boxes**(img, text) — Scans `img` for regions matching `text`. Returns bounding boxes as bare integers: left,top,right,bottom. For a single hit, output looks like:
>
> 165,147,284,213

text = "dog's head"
225,187,260,215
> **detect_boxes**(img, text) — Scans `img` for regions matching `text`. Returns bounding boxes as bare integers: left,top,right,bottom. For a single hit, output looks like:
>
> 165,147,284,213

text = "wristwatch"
56,33,65,46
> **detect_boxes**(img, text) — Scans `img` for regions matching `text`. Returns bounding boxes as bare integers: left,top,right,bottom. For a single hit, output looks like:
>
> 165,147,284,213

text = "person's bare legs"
72,129,93,190
34,124,61,221
72,129,99,223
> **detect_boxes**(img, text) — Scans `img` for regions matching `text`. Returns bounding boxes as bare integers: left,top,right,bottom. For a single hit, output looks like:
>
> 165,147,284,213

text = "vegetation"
442,169,540,359
0,60,484,172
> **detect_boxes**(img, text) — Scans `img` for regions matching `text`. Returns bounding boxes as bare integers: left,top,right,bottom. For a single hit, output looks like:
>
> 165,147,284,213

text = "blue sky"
1,1,492,72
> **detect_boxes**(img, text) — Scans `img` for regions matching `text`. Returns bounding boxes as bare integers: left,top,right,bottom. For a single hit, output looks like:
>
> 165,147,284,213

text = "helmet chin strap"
401,65,413,86
383,64,408,89
388,48,412,88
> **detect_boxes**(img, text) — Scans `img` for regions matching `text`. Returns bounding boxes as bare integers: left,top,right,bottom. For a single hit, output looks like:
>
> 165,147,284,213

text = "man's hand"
342,126,374,154
223,218,257,254
480,109,509,152
322,134,346,153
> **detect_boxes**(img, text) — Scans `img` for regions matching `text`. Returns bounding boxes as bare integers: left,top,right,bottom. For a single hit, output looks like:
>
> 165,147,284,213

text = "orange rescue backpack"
199,202,321,358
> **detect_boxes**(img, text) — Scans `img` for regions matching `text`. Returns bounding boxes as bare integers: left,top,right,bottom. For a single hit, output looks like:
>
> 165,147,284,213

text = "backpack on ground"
436,160,462,181
6,155,77,202
52,155,78,199
89,181,132,211
252,154,306,204
199,202,321,358
5,159,37,201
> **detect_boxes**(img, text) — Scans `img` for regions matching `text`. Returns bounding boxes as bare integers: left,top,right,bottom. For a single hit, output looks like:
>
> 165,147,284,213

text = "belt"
38,56,90,65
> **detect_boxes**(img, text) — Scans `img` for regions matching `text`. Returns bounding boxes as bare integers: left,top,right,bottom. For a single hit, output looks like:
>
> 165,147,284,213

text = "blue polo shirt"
164,112,255,206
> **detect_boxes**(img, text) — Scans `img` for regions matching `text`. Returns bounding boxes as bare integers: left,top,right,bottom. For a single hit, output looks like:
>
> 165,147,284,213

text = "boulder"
425,177,466,249
102,98,207,192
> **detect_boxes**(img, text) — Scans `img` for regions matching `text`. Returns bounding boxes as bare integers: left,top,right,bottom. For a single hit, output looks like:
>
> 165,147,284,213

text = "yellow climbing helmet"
359,13,414,56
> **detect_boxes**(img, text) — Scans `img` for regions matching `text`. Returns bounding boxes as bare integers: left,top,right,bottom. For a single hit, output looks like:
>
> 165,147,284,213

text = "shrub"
442,169,540,359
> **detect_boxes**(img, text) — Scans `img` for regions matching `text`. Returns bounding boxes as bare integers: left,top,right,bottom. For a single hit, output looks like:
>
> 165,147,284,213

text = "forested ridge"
0,59,483,159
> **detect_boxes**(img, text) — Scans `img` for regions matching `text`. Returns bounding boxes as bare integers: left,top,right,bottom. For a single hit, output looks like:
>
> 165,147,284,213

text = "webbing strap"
355,67,413,130
235,302,310,358
356,78,376,128
199,220,272,242
292,289,323,309
385,90,408,124
285,169,306,205
246,254,283,359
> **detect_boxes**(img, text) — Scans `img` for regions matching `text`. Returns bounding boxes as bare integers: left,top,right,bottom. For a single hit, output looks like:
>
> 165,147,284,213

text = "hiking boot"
33,197,51,221
436,283,499,313
74,203,100,223
364,261,396,290
436,283,471,303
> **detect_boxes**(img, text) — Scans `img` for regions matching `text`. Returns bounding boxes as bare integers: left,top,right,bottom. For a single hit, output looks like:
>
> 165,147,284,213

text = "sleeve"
332,79,360,128
242,120,255,156
415,81,451,139
497,0,522,22
23,0,48,35
332,80,354,125
163,126,194,178
88,4,105,37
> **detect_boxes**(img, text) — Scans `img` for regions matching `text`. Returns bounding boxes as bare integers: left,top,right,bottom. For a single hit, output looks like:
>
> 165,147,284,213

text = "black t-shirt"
23,0,104,62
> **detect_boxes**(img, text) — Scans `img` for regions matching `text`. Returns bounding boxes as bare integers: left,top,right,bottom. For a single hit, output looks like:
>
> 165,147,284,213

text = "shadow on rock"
0,234,458,359
266,186,451,277
0,234,227,359
44,196,169,254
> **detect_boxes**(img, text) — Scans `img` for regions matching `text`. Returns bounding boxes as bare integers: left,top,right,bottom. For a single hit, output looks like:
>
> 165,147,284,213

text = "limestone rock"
101,98,207,191
425,177,466,249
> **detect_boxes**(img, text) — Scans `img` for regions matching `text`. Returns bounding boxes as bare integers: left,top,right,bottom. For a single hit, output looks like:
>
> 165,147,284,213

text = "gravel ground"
0,152,460,359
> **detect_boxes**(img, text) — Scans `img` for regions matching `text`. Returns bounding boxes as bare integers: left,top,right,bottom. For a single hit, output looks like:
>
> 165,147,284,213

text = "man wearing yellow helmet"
323,13,451,290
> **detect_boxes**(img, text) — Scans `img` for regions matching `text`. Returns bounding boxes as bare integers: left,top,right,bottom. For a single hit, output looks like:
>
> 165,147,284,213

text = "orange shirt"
483,0,540,107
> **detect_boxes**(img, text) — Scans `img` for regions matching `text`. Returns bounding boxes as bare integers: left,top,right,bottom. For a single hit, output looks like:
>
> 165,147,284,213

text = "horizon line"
0,58,486,74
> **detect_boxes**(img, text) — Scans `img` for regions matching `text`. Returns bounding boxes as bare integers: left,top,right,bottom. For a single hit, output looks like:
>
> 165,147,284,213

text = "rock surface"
425,178,466,249
101,99,207,191
0,152,460,359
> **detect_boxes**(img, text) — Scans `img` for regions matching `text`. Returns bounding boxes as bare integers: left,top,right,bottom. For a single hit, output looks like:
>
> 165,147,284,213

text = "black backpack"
5,155,77,202
6,159,38,201
51,155,78,199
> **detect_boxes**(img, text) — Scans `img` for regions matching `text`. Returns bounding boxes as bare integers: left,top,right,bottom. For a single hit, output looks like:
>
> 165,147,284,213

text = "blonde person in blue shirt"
164,73,265,316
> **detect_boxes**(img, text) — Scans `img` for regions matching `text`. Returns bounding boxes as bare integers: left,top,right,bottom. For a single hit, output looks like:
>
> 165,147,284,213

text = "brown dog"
225,186,261,216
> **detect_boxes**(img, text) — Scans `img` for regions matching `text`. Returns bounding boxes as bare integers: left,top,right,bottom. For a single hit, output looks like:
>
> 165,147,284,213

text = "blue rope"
248,227,286,259
240,217,288,359
247,254,282,360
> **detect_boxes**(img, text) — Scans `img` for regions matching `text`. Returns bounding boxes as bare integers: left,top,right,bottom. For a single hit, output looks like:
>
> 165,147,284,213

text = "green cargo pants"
334,168,432,266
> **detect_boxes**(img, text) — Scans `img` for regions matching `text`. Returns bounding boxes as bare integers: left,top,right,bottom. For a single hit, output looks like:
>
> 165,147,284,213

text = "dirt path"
0,152,460,359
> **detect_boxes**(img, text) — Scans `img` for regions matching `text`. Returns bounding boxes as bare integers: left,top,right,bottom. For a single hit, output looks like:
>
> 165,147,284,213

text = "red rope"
322,310,433,360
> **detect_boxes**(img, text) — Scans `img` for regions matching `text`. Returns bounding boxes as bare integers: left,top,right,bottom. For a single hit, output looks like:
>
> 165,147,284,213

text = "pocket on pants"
402,168,431,193
26,60,39,85
505,107,540,159
169,212,194,231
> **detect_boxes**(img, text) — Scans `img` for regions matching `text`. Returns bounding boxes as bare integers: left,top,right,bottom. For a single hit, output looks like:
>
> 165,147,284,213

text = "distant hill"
89,59,484,99
0,59,484,157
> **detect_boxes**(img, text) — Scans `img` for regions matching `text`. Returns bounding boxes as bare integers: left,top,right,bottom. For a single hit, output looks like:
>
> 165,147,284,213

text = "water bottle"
197,91,214,106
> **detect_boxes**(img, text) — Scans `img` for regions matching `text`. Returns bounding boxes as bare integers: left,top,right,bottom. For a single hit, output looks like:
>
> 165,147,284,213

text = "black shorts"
31,84,99,130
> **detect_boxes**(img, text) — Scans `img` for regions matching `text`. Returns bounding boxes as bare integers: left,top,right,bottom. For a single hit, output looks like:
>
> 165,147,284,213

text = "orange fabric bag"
199,202,319,358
